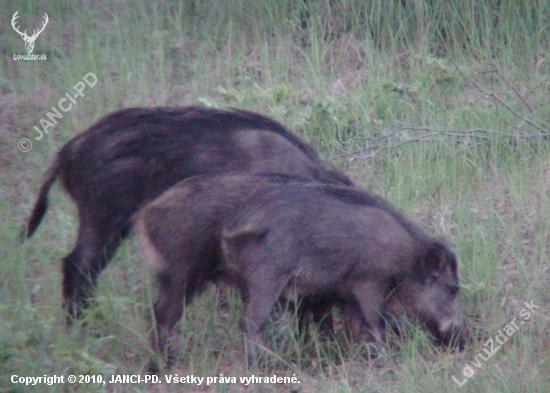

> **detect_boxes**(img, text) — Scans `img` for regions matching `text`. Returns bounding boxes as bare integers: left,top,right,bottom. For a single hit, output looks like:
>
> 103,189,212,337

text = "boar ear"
222,222,269,247
425,244,447,276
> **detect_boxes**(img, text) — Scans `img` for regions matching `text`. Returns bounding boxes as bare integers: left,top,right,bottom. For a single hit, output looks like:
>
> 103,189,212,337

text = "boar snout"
384,243,469,352
435,318,469,351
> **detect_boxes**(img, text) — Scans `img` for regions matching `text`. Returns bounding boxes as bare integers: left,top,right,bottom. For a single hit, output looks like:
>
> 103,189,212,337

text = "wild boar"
220,183,469,362
24,106,353,319
134,173,334,358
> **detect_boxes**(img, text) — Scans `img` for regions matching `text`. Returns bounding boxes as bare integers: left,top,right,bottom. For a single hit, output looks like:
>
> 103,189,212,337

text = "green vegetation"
1,0,549,391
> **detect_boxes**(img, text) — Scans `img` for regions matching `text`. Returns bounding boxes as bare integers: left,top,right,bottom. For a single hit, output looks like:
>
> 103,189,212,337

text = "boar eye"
448,285,459,296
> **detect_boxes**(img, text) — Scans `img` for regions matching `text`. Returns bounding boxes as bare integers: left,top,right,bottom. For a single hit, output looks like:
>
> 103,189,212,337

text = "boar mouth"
425,320,468,352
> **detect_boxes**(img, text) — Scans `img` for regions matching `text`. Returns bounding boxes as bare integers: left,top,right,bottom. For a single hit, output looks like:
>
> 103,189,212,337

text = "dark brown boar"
134,173,333,359
24,106,353,319
220,183,469,362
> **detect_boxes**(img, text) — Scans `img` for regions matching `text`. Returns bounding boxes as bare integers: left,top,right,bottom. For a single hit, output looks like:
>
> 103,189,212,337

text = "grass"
1,0,550,391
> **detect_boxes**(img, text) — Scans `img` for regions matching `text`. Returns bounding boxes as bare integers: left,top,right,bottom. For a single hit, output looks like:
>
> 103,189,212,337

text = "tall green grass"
1,0,549,391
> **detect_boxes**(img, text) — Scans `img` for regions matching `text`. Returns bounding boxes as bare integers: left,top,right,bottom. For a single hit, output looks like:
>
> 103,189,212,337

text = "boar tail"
23,153,63,240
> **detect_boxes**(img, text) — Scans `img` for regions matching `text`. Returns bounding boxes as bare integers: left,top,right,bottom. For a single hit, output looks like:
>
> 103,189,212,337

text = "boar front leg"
351,282,387,349
151,269,188,358
239,276,289,365
343,299,363,343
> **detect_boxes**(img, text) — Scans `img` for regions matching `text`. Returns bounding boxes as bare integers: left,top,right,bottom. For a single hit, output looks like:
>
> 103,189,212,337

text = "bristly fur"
220,181,468,360
23,105,354,318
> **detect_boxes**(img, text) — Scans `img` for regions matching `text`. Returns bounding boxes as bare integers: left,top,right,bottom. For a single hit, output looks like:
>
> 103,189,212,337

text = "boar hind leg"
297,299,334,340
62,222,129,321
61,224,107,320
311,302,334,338
101,225,130,267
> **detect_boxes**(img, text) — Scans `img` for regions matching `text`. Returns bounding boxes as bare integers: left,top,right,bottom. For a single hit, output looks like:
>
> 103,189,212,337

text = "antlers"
11,11,49,41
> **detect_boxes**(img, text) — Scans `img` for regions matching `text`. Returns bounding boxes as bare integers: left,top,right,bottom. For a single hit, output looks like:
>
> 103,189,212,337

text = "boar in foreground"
24,106,353,319
221,184,469,362
135,173,334,360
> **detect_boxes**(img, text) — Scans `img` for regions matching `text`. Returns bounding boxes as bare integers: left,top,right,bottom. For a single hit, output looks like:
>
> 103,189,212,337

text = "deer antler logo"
11,11,49,54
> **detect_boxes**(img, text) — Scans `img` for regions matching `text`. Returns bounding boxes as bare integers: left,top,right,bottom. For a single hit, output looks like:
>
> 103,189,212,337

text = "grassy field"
1,0,550,392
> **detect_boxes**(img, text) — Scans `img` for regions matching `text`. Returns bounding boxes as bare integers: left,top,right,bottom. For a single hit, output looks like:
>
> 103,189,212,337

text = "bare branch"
329,62,548,162
487,62,533,113
329,126,549,161
451,60,546,132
